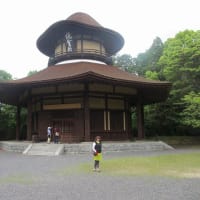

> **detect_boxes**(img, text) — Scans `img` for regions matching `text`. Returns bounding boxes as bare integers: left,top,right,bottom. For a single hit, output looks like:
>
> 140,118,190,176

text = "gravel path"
0,147,200,200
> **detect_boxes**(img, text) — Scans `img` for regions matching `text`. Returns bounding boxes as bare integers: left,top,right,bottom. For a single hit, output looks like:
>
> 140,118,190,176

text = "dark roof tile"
11,62,170,87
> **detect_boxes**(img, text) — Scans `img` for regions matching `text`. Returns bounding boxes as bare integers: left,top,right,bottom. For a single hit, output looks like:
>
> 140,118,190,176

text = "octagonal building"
0,12,171,142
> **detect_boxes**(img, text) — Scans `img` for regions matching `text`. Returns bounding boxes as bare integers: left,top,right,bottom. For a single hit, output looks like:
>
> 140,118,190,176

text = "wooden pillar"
124,98,130,139
84,86,90,141
136,99,145,139
16,105,21,140
125,109,131,139
105,94,108,132
27,100,32,141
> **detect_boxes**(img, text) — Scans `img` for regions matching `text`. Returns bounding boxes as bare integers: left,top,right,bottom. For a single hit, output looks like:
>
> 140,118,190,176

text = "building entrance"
51,119,74,142
52,119,73,134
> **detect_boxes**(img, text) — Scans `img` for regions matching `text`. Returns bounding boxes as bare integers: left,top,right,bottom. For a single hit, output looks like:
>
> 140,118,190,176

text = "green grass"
0,174,35,185
64,152,200,178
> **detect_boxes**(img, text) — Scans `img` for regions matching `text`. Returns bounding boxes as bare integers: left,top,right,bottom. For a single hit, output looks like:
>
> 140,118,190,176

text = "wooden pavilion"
0,12,171,143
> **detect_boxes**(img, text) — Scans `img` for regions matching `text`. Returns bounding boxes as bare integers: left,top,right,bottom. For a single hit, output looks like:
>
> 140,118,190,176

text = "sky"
0,0,199,79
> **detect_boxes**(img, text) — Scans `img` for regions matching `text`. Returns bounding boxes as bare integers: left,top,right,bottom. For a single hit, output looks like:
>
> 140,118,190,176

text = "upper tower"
36,12,124,66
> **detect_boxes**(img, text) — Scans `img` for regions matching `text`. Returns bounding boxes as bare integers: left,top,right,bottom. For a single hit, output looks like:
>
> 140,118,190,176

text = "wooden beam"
43,103,81,110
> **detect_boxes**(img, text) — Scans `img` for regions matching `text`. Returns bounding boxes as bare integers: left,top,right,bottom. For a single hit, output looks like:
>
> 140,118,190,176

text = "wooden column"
136,99,145,139
84,86,90,141
105,95,108,132
16,105,21,140
124,98,130,139
27,100,32,141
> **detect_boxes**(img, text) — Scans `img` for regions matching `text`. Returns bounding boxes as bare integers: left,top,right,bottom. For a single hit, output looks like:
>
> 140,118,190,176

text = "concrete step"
23,143,65,156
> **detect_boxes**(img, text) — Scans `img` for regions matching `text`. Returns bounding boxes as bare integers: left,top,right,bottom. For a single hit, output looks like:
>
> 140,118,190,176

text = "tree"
0,69,39,140
181,92,200,128
114,31,200,136
0,70,16,139
135,37,164,76
158,30,200,134
27,70,38,76
145,71,159,80
159,30,200,101
0,70,12,80
113,54,137,73
0,104,16,139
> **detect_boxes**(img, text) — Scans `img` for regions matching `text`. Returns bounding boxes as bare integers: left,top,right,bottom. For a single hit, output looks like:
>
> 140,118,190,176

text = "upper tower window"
54,33,106,62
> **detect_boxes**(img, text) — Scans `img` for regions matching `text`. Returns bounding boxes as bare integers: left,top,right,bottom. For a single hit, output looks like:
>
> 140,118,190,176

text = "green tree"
0,70,16,140
0,104,16,139
158,30,200,134
113,54,137,73
145,71,159,80
27,70,38,76
136,37,164,76
159,30,200,100
181,92,200,128
0,70,12,80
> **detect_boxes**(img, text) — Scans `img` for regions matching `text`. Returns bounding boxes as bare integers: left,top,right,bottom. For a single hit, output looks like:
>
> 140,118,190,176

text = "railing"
48,49,112,66
55,49,109,57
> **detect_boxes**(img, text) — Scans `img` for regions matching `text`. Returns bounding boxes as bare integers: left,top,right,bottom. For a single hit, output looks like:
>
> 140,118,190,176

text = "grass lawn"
66,152,200,178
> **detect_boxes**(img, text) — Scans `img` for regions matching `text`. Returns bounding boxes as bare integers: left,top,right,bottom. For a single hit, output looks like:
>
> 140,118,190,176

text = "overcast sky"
0,0,199,79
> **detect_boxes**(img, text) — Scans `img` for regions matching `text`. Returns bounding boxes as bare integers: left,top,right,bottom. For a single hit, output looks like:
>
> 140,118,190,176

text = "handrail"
54,49,109,57
48,48,113,65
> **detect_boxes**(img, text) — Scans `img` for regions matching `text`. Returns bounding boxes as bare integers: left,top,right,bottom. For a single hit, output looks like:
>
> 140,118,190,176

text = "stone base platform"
0,140,174,155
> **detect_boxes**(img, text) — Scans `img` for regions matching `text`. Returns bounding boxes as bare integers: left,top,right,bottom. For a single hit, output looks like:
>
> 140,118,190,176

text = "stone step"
23,143,65,156
64,141,174,154
0,141,174,155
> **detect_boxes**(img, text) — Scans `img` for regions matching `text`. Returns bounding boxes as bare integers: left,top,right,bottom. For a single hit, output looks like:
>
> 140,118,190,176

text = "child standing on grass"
92,136,102,172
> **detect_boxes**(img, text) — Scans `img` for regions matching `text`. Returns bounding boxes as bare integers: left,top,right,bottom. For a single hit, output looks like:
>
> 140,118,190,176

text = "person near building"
47,125,52,143
92,136,102,172
54,128,60,144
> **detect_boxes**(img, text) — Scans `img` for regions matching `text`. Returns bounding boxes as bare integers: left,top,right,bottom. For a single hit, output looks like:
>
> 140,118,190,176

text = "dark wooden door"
52,119,73,135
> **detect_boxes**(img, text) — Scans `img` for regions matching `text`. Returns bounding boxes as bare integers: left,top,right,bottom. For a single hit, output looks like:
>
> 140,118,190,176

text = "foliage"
0,70,16,140
0,104,16,139
145,70,159,80
113,54,137,73
27,70,38,76
144,102,181,136
115,31,200,136
159,30,200,100
0,69,35,140
135,37,164,76
157,30,200,133
0,70,12,80
181,92,200,128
